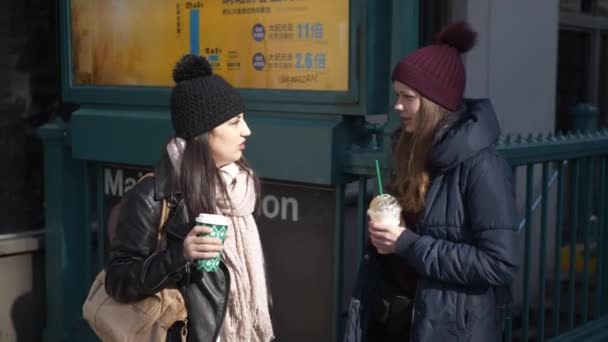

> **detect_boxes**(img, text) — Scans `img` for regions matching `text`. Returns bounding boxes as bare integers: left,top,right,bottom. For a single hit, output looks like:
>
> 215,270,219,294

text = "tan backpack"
82,173,188,341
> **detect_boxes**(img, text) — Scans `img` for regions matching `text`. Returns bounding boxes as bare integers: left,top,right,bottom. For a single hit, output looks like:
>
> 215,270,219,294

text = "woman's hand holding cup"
368,221,405,254
183,225,224,261
367,194,405,254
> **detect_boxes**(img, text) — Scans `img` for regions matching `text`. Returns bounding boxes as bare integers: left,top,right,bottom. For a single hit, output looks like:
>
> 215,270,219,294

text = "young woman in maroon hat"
345,22,520,342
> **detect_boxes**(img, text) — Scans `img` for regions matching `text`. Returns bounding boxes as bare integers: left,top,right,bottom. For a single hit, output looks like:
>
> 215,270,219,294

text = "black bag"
367,248,413,342
343,243,414,342
343,248,375,342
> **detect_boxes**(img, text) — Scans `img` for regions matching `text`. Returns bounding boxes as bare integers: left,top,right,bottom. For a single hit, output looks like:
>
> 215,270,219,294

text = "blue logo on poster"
208,54,219,61
252,53,266,71
252,24,265,42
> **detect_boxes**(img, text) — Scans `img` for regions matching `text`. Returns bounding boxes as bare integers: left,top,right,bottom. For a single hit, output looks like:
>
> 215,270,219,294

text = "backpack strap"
158,198,170,240
137,172,171,241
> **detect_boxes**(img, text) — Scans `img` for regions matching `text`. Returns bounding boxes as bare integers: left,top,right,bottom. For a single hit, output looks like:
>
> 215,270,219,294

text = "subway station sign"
70,0,349,91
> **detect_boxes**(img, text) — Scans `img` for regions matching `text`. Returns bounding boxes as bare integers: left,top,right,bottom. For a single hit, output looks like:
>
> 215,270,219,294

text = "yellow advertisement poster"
71,0,349,91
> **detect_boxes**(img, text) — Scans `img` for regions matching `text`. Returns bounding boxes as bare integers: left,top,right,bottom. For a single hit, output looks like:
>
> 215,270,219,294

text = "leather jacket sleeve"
104,177,188,302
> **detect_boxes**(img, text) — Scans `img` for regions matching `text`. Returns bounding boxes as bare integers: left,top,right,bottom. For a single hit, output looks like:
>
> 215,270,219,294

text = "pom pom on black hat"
436,21,477,53
170,54,245,139
172,54,213,83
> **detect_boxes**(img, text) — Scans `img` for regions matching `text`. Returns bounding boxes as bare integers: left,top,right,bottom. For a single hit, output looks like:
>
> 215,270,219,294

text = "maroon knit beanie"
391,22,477,112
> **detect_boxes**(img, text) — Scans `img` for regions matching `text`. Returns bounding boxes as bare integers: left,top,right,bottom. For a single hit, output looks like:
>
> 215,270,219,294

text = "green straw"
375,159,384,195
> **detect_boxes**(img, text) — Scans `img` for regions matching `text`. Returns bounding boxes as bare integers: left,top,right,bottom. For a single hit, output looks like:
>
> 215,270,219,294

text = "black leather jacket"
105,155,231,342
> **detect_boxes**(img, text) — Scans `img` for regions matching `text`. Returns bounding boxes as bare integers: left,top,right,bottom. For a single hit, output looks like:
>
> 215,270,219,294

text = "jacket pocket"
456,292,467,331
447,292,467,337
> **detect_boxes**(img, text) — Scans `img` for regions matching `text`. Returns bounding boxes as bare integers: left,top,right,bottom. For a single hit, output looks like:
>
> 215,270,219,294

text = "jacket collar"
429,98,500,174
153,153,181,203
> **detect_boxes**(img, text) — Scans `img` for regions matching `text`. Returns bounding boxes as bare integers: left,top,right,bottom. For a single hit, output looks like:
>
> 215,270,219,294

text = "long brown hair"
178,133,261,219
392,97,449,213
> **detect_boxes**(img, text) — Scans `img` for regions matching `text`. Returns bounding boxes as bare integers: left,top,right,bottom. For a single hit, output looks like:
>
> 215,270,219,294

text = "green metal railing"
39,120,608,341
499,131,608,341
344,129,608,342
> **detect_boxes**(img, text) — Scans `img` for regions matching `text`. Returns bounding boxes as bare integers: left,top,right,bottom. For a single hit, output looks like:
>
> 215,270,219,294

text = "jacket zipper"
184,261,191,282
183,261,191,340
181,318,188,341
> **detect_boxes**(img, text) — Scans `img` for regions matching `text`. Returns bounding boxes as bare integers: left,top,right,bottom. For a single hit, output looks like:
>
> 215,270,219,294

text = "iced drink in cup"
367,194,402,226
194,213,229,272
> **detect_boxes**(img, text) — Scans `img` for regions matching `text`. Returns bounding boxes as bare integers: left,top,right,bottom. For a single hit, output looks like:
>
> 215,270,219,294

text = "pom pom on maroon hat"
436,21,477,53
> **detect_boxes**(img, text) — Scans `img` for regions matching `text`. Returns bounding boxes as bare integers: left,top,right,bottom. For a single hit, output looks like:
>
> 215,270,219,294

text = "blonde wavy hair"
391,97,449,213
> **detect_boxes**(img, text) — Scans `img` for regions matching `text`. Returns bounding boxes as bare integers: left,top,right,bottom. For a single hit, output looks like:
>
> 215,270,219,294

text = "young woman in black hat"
105,55,274,342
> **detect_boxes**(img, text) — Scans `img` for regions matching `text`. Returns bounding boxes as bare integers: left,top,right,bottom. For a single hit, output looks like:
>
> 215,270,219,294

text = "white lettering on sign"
262,194,299,222
104,168,145,197
105,168,301,222
105,169,123,196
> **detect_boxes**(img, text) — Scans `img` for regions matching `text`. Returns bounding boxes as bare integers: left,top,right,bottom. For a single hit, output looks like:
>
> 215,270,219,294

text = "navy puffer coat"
397,99,520,341
344,99,521,342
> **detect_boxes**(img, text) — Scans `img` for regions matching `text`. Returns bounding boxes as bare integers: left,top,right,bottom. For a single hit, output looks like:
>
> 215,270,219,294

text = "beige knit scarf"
216,163,274,342
166,139,273,341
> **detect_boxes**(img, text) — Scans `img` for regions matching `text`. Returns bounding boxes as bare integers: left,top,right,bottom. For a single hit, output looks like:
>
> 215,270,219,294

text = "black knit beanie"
170,54,245,139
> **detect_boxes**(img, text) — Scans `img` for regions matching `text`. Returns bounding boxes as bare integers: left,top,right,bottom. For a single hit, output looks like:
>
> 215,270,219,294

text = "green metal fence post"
581,157,593,324
38,119,91,341
522,165,534,341
554,161,565,337
335,183,346,342
595,158,606,319
94,163,106,271
504,163,516,342
358,177,369,259
539,162,549,341
569,160,581,330
602,157,608,315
